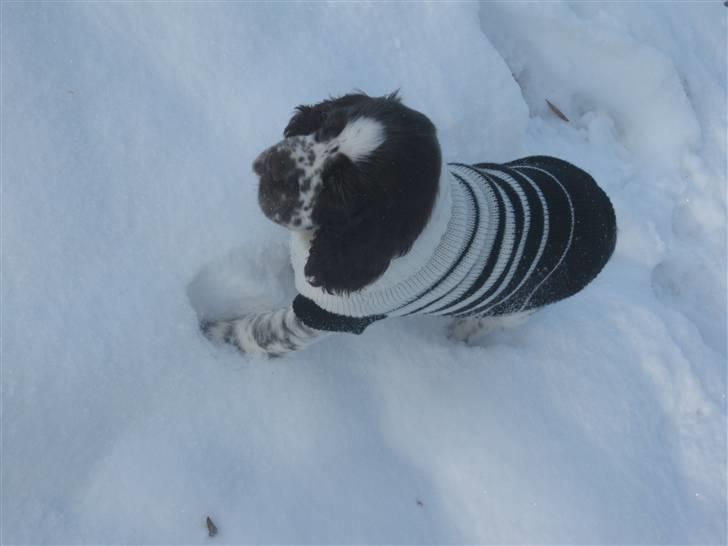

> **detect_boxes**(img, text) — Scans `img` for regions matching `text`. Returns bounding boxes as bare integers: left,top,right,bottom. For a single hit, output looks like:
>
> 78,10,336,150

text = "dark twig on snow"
546,99,570,122
206,516,218,538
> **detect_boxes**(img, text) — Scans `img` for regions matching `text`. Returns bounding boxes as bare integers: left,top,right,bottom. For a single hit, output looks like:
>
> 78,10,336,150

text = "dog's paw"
199,319,215,339
200,317,285,358
448,311,535,344
447,317,489,344
200,318,243,350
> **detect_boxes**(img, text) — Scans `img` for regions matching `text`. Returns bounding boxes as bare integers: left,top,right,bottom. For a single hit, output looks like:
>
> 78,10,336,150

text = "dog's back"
453,156,617,317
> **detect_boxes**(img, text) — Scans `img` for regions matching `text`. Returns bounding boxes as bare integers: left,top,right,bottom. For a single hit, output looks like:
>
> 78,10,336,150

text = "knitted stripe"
464,165,548,317
398,166,498,316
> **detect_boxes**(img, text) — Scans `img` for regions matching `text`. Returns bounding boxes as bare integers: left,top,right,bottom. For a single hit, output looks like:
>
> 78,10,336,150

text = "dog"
201,92,617,356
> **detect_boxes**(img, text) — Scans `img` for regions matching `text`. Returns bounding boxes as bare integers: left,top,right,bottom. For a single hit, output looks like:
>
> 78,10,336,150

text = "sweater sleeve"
292,294,386,334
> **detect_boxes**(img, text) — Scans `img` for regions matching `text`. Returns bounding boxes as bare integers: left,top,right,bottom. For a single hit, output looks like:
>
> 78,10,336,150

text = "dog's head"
253,92,441,294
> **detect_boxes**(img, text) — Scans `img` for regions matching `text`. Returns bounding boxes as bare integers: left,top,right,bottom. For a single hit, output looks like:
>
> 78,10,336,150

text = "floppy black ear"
283,93,370,138
303,154,393,293
304,208,397,294
300,91,441,294
303,150,438,295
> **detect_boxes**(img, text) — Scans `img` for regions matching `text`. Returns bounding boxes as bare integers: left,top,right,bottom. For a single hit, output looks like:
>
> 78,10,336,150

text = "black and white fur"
202,92,616,356
202,308,322,357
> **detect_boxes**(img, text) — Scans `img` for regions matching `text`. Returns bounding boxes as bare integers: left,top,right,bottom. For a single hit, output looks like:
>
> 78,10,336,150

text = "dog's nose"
253,147,296,183
253,148,270,176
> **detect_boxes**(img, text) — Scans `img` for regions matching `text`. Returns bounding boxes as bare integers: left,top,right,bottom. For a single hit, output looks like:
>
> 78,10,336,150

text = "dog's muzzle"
254,144,303,226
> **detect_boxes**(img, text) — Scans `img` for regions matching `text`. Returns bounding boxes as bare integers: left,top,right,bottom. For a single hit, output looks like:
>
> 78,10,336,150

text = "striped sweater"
292,156,617,334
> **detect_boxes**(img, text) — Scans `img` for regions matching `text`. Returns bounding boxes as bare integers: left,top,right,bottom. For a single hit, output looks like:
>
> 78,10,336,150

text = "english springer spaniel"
202,92,617,356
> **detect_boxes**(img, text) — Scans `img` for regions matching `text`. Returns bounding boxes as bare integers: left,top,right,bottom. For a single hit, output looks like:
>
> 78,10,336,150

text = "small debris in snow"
206,516,218,538
546,99,570,122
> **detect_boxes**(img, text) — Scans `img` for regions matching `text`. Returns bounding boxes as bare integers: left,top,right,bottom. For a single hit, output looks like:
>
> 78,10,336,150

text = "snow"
1,2,725,544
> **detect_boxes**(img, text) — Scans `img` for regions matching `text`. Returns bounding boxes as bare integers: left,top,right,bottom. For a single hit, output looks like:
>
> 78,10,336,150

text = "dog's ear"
303,155,396,294
300,91,441,294
305,225,396,294
284,93,370,138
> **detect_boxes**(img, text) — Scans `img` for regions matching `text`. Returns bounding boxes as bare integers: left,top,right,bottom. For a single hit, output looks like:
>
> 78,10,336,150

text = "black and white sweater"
292,156,617,334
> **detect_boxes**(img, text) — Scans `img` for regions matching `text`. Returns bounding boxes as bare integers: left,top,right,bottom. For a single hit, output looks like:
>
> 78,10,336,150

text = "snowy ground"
2,2,726,544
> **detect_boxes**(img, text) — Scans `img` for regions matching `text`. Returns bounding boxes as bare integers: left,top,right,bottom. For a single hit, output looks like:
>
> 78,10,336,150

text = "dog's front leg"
201,307,326,357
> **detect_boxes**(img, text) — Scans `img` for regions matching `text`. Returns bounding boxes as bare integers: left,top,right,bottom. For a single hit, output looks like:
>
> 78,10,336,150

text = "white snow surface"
2,2,726,544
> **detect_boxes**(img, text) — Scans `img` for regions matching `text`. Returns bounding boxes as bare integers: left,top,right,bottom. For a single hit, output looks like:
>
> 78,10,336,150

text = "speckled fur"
201,308,326,357
256,117,385,231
